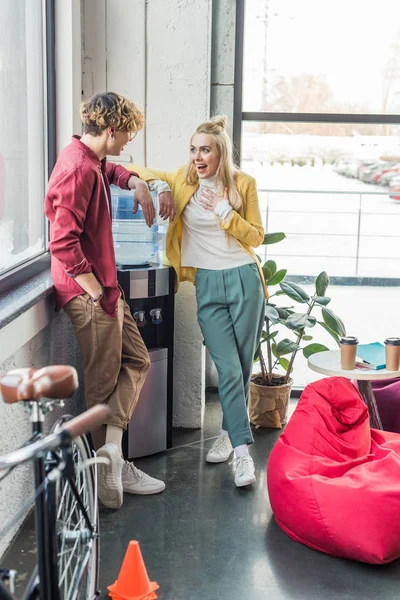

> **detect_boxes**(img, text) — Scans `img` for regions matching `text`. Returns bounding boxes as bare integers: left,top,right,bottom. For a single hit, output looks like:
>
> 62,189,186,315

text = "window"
243,121,400,279
236,0,400,388
0,0,54,280
243,0,400,115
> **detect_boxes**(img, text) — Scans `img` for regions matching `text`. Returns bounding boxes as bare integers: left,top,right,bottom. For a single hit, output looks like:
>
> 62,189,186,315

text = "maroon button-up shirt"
45,136,138,317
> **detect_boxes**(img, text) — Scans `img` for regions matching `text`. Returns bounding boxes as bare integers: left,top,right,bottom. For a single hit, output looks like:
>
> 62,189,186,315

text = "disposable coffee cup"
384,337,400,371
339,336,358,370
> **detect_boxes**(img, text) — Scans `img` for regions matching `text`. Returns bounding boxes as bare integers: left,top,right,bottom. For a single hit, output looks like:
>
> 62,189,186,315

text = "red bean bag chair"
267,376,400,564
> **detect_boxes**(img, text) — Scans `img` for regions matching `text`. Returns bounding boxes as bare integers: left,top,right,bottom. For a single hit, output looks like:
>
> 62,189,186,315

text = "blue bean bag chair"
267,376,400,564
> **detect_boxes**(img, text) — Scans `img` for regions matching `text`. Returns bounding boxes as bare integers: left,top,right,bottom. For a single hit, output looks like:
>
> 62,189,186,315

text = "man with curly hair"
45,92,174,509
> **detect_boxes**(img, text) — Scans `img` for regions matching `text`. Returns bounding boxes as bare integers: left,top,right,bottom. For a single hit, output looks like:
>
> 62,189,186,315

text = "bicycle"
0,365,110,600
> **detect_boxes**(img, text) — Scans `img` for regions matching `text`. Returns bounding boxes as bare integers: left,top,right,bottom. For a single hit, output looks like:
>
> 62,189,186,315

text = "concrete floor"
3,393,400,599
98,394,400,600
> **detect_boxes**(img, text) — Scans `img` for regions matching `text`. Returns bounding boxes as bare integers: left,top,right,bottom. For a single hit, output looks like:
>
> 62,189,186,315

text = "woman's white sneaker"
206,435,233,463
122,462,165,495
233,455,256,487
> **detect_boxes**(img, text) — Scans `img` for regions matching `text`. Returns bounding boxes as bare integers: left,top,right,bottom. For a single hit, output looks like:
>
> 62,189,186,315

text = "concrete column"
207,0,237,390
210,0,236,131
81,0,213,428
145,0,212,427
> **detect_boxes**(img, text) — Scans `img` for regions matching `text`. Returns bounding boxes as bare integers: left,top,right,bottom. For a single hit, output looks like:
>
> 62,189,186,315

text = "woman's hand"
199,187,229,212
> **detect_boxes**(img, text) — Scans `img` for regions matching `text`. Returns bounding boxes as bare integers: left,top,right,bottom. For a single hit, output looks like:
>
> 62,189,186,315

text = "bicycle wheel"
48,420,99,600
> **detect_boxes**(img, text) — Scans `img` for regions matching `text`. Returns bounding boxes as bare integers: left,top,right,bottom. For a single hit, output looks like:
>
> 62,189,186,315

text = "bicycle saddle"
0,365,78,403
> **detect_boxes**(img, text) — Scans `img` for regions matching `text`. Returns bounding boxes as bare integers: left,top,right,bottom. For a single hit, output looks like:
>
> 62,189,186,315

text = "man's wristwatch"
91,286,104,303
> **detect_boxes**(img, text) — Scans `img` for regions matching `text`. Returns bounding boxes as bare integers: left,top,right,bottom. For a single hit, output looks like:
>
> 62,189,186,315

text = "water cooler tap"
133,311,147,327
150,308,163,325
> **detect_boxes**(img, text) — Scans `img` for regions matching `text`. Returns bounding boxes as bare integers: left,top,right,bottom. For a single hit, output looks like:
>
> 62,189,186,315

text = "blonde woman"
132,116,267,487
45,92,172,509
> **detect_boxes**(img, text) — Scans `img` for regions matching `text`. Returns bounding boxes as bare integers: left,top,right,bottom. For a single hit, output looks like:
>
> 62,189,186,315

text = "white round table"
308,350,400,430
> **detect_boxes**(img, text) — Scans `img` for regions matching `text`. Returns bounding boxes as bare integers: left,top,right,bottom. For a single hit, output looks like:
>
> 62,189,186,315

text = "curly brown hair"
80,92,145,136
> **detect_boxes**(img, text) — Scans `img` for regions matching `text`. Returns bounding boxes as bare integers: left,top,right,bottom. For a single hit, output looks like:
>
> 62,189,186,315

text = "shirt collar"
72,135,106,167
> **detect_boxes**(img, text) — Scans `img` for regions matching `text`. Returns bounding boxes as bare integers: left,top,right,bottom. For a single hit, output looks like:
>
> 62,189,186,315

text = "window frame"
0,0,56,296
233,0,400,286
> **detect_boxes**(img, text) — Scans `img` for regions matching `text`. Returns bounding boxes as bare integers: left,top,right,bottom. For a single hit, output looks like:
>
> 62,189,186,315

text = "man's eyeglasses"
113,129,138,142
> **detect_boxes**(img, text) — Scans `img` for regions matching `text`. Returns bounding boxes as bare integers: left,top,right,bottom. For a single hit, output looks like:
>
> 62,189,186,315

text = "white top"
179,176,255,270
308,350,400,381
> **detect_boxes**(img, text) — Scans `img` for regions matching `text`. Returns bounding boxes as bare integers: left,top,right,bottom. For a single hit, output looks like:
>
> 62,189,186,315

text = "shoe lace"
124,461,146,480
212,436,230,452
235,455,253,476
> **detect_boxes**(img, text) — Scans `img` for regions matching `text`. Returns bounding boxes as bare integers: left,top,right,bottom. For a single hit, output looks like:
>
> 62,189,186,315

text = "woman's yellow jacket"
127,164,268,298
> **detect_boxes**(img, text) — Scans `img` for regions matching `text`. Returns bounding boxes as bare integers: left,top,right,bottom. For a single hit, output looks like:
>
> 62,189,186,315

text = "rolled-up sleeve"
105,162,138,189
46,167,94,277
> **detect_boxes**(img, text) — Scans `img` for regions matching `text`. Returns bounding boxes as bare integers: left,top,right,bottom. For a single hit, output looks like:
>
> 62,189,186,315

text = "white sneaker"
122,461,165,495
96,443,123,509
206,435,233,463
233,455,256,487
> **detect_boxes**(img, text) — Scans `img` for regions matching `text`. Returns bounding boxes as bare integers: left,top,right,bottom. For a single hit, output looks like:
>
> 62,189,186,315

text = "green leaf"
274,290,287,296
279,357,290,371
261,330,278,344
262,232,286,245
271,343,278,358
286,313,317,330
275,307,290,320
337,314,346,336
322,308,346,337
265,304,280,324
280,281,310,304
303,343,329,359
313,296,331,306
315,271,329,296
303,335,313,341
318,321,340,346
286,313,307,330
262,265,272,280
267,269,287,286
263,260,277,275
275,338,300,356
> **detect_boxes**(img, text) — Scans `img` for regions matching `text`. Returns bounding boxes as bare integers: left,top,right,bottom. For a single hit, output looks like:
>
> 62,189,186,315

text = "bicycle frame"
0,405,96,600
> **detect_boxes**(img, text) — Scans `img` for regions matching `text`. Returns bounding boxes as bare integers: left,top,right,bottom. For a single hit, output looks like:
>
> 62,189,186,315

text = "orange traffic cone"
108,540,159,600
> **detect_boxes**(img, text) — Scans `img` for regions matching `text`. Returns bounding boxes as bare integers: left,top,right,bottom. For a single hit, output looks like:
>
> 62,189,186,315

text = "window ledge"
0,269,54,330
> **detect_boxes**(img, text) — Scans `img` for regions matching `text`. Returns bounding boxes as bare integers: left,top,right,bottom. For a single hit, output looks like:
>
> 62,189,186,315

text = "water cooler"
111,185,174,459
117,266,174,459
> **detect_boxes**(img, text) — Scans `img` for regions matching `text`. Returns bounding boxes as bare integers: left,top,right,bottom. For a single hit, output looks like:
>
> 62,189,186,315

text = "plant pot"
249,374,293,429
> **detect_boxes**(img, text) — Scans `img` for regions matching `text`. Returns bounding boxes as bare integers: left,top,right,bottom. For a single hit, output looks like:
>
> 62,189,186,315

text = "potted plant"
249,232,346,429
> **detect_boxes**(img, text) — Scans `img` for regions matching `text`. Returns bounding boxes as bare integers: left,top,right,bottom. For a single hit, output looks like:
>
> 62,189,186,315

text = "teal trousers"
196,263,265,447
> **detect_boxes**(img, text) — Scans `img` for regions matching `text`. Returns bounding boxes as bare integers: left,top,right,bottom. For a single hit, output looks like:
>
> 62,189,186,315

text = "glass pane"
243,121,400,278
0,0,46,275
243,0,400,114
243,121,400,388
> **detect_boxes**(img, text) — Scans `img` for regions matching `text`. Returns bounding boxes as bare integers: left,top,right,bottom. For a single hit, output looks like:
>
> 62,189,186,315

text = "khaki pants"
64,292,150,449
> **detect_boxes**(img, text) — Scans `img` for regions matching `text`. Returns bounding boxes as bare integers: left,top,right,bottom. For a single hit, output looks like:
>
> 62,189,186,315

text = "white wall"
82,0,214,427
0,304,84,558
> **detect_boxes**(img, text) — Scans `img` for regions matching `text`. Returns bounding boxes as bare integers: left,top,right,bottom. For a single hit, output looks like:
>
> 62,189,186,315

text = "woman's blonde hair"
80,92,145,136
185,115,242,211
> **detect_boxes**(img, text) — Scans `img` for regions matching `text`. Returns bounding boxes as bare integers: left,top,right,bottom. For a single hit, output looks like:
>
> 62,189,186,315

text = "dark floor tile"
4,393,400,600
98,396,400,600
